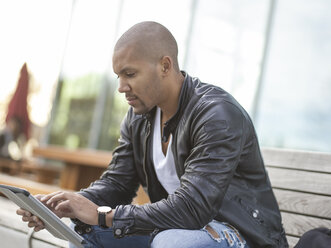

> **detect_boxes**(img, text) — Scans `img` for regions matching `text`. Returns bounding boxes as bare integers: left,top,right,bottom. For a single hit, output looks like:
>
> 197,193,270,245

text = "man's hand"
16,191,101,232
16,194,45,232
41,191,100,226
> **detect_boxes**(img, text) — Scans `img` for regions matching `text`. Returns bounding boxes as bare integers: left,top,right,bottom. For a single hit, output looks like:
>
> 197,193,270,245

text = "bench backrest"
262,147,331,247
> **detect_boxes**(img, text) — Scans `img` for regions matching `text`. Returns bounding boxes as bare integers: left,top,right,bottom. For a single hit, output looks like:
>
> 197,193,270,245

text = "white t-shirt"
152,107,180,194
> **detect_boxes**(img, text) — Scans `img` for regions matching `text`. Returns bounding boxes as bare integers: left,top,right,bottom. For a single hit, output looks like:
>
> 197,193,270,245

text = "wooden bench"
262,147,331,247
32,146,112,191
0,174,63,195
0,158,21,175
0,158,61,185
18,159,62,185
1,147,330,247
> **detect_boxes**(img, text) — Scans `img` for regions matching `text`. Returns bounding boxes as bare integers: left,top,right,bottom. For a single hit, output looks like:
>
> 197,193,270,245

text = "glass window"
255,0,331,152
185,0,270,112
115,0,192,70
43,0,331,153
48,0,122,149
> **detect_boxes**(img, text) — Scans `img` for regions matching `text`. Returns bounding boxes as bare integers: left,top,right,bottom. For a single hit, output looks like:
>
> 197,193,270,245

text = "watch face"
98,206,112,213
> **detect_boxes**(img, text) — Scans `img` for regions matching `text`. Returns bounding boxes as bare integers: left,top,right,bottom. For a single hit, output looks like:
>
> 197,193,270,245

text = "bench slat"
286,235,299,248
273,189,331,219
262,147,331,173
0,174,63,195
267,167,331,196
281,212,331,237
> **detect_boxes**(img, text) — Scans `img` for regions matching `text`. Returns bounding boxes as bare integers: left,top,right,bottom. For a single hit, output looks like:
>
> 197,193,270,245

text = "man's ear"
160,56,172,74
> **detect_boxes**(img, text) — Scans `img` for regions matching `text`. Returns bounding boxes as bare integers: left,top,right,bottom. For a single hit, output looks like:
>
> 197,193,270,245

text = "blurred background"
1,2,330,246
1,0,331,160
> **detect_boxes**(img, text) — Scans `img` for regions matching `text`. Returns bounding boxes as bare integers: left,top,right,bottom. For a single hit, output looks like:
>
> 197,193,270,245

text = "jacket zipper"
143,121,151,191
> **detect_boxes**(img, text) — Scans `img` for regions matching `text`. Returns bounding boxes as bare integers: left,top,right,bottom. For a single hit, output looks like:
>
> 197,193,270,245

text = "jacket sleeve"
79,110,140,207
112,99,247,237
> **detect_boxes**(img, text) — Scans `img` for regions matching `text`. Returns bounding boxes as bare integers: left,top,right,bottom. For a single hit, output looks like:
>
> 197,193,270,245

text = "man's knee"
150,223,249,248
150,228,211,248
151,229,181,248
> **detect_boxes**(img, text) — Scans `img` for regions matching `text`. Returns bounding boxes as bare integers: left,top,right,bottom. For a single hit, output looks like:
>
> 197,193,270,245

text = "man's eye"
126,72,135,77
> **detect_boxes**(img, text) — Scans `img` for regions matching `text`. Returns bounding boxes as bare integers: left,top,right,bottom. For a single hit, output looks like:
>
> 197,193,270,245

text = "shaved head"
114,21,180,72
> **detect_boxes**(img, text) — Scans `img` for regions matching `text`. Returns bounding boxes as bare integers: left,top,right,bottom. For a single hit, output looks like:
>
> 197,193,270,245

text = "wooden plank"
273,189,331,219
31,239,66,248
32,146,112,191
281,212,331,237
0,226,30,248
32,229,69,247
0,196,30,233
20,160,61,185
71,165,105,191
0,174,62,195
0,227,67,248
286,235,299,248
59,163,80,190
0,158,21,175
262,147,331,173
267,167,331,196
33,145,112,168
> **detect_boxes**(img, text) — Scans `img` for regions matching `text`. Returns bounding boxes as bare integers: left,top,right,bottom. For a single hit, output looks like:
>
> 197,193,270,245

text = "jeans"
70,220,249,248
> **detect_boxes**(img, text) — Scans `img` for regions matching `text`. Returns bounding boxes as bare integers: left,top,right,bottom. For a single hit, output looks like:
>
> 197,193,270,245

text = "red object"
5,63,31,138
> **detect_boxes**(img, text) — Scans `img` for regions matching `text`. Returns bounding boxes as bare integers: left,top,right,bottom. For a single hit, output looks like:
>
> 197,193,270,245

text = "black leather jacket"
80,72,288,247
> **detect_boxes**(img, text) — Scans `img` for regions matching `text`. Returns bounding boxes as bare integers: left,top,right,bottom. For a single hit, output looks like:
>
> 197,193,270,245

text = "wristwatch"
97,206,112,228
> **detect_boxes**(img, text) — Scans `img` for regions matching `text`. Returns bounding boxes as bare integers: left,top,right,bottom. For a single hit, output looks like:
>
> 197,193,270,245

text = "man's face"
112,45,163,114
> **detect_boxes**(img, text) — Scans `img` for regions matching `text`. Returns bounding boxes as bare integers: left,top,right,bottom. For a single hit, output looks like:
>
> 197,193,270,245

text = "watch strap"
98,212,107,228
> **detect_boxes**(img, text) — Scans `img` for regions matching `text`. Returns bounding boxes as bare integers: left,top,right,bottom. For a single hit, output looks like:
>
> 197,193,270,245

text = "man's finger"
40,191,63,203
34,225,44,232
45,192,72,208
16,208,30,216
24,211,32,217
54,199,70,211
27,221,37,228
22,216,34,222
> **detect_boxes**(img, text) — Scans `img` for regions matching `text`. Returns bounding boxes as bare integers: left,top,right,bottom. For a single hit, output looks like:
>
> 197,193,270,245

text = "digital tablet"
0,184,86,248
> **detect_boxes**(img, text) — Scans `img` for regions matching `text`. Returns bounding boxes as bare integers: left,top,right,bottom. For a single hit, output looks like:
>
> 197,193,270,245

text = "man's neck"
159,72,184,122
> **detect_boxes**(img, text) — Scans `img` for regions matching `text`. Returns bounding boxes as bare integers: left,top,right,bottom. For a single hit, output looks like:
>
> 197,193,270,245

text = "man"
18,21,288,247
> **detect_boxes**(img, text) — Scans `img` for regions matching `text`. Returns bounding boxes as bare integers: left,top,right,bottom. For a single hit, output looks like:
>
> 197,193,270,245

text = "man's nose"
118,79,131,93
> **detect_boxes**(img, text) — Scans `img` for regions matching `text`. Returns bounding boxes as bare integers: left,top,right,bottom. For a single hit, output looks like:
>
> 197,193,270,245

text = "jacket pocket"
235,196,266,225
234,195,283,241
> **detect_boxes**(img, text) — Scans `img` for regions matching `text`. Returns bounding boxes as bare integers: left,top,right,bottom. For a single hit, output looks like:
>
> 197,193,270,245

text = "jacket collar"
144,71,193,143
